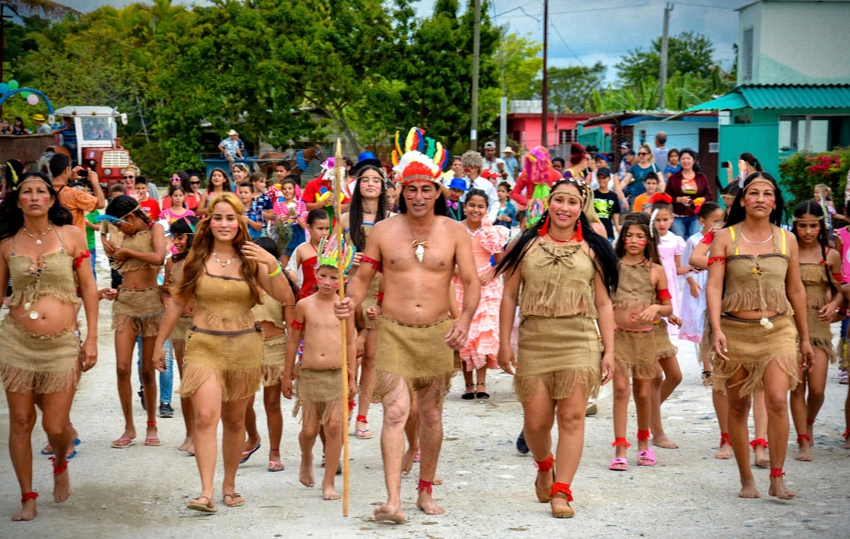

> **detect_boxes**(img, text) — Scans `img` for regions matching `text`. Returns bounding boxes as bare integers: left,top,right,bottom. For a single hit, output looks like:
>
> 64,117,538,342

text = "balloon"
8,80,19,90
27,94,40,105
0,83,8,94
20,91,31,98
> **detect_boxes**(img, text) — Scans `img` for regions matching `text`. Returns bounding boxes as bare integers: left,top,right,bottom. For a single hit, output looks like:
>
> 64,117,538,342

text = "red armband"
700,231,714,245
361,255,382,272
707,256,726,266
290,320,305,331
656,289,672,301
73,250,91,269
833,272,843,282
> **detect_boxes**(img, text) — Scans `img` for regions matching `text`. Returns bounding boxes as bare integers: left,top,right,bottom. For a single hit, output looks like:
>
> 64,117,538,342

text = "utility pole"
659,2,673,108
470,0,481,151
541,0,549,149
499,27,507,156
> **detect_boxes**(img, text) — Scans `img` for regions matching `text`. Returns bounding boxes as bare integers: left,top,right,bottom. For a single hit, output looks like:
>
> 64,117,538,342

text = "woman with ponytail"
496,177,617,518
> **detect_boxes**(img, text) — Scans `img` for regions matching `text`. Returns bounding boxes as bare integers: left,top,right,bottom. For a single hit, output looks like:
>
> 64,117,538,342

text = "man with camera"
48,153,106,232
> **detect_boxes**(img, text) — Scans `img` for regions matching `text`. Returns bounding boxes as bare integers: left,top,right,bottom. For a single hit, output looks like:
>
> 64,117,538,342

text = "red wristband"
700,231,714,245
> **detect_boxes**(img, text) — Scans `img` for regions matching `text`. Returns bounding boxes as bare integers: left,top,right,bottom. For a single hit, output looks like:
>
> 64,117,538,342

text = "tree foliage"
615,31,716,89
542,62,606,113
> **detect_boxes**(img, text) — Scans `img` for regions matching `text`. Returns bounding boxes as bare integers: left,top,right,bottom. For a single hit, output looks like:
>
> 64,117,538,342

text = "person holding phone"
47,153,105,233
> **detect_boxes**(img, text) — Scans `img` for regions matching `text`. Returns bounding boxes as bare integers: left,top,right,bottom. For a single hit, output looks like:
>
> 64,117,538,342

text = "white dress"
679,232,707,344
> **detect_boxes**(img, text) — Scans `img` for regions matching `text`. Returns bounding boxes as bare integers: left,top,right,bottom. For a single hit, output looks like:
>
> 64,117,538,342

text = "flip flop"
609,457,629,471
637,448,657,467
268,461,286,472
144,436,162,447
356,429,374,439
41,437,81,455
240,443,261,464
111,437,135,449
222,493,245,507
187,495,217,513
413,450,421,463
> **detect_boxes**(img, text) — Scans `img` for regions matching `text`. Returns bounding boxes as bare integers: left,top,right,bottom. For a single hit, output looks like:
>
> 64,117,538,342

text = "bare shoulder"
827,246,842,266
439,217,467,239
60,224,87,252
340,212,350,231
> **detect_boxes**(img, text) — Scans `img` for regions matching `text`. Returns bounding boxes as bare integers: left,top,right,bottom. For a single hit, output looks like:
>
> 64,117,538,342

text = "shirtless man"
335,148,480,522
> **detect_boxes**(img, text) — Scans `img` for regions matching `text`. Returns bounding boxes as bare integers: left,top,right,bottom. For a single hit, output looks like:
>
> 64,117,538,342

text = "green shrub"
779,147,850,211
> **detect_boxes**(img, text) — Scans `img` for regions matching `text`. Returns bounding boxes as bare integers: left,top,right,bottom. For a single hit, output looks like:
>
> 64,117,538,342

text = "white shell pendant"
759,317,774,330
414,244,425,263
29,311,39,320
24,302,31,311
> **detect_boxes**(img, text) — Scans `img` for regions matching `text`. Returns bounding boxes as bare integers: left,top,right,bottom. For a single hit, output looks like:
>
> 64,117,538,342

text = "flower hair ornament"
314,235,356,276
391,127,449,186
649,192,672,205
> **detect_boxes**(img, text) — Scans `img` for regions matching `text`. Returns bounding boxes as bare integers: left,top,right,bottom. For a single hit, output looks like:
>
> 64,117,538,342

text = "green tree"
544,62,606,113
496,32,542,101
615,31,715,90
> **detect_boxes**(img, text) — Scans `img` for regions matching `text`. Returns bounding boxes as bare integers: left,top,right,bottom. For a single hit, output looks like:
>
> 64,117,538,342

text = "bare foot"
753,447,770,468
738,478,761,499
322,482,340,500
768,477,796,499
845,436,850,449
299,456,314,487
795,441,812,462
433,477,443,486
714,443,733,459
416,490,445,515
54,466,71,503
178,437,194,452
374,504,405,523
402,447,417,476
652,434,679,449
11,499,37,521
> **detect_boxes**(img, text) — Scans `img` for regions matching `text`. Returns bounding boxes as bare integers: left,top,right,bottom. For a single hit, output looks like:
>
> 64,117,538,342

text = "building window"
778,115,849,153
742,28,753,82
558,129,576,144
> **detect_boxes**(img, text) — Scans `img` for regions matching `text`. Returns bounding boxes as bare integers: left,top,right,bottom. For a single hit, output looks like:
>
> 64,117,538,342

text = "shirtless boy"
336,137,480,522
284,259,356,501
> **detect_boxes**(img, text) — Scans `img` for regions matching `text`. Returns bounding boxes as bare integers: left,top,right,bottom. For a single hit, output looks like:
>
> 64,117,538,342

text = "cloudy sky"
56,0,747,83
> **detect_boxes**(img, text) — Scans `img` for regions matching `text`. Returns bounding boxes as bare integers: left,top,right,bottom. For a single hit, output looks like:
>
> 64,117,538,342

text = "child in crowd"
833,215,850,385
134,177,161,220
237,182,265,239
649,194,687,449
386,182,399,214
611,212,672,470
286,209,331,298
446,178,467,222
593,168,620,242
160,185,195,224
496,182,517,229
84,192,101,279
632,173,660,214
680,202,724,347
274,176,308,267
664,149,681,180
283,238,356,501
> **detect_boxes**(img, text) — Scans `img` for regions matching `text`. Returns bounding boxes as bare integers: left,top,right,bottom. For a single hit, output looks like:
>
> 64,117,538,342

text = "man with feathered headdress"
335,128,480,522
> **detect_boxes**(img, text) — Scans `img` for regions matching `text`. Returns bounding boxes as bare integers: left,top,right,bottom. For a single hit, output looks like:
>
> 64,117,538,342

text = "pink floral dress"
454,222,510,370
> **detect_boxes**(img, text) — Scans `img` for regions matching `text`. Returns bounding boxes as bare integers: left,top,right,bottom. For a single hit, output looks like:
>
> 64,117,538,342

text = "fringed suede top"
194,270,256,330
519,241,597,319
117,229,159,274
612,262,656,312
7,230,80,308
722,225,792,315
251,292,285,330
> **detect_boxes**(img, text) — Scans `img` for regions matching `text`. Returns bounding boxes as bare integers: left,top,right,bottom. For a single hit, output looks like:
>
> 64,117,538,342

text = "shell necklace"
212,251,236,268
22,225,52,246
407,218,434,263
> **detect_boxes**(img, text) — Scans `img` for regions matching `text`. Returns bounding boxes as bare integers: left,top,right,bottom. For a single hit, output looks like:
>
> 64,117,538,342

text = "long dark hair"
726,172,785,228
495,179,618,296
0,172,73,241
397,184,448,217
792,199,834,292
348,165,389,251
254,236,299,303
170,216,200,262
615,212,660,265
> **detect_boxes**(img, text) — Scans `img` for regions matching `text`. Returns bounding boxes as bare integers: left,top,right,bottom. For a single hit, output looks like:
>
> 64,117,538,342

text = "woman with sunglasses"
619,143,660,209
187,172,207,214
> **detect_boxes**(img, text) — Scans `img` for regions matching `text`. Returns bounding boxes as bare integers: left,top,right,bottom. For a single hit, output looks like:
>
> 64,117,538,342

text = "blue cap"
448,178,469,191
358,151,378,162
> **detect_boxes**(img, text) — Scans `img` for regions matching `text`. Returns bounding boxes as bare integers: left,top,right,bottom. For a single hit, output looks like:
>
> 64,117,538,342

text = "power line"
493,6,541,23
550,3,651,16
550,23,585,66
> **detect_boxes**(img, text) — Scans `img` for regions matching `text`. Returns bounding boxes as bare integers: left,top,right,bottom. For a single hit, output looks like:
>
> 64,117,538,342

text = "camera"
78,169,89,178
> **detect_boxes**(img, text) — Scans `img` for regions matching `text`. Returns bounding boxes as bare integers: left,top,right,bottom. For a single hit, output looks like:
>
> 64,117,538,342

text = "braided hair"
792,199,835,293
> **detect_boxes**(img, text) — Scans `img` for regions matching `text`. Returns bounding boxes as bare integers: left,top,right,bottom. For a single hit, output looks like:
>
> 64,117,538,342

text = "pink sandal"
609,457,629,471
637,448,656,466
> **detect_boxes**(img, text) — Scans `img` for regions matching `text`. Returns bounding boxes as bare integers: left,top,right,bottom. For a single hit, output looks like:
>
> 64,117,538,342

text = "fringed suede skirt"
0,318,80,394
654,318,678,359
711,314,800,397
806,308,838,363
372,315,454,402
261,334,286,387
293,367,343,425
178,325,263,402
515,316,601,402
614,326,658,380
112,286,164,337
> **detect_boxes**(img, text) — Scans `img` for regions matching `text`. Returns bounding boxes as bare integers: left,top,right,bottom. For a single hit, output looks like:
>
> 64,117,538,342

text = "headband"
16,176,53,192
792,215,823,223
120,204,143,221
743,178,775,194
550,177,589,204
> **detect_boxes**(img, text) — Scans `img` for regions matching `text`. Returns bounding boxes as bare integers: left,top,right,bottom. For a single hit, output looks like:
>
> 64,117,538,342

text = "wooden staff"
333,138,350,516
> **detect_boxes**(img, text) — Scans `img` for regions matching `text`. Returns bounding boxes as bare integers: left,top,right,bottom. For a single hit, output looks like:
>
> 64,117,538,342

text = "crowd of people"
1,127,849,524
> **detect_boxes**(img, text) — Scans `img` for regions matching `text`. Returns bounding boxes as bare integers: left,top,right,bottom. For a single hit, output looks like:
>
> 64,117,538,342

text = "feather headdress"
315,235,356,276
391,127,449,184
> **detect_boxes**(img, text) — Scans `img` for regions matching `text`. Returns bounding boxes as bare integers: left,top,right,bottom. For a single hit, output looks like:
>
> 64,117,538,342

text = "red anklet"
348,400,356,411
356,415,368,424
147,420,157,427
52,459,68,475
21,492,38,503
417,479,433,494
719,432,731,446
769,468,785,478
534,454,555,473
843,430,850,440
612,438,631,448
806,417,816,426
749,438,768,449
636,429,651,442
550,482,573,502
797,433,811,445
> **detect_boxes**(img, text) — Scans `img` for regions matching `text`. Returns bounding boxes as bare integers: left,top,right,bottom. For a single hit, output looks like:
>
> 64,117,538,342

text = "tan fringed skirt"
361,278,381,330
515,316,601,402
0,319,80,394
614,326,658,380
372,315,454,402
293,368,343,425
170,315,193,342
653,319,678,359
806,308,838,363
711,314,800,397
112,286,164,337
178,325,263,402
261,334,286,387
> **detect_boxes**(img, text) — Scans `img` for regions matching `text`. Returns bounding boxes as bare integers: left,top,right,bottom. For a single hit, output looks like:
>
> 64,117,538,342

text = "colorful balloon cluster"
0,81,41,104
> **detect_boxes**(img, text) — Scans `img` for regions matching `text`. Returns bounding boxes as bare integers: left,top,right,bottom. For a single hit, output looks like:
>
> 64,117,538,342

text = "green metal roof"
685,84,850,112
